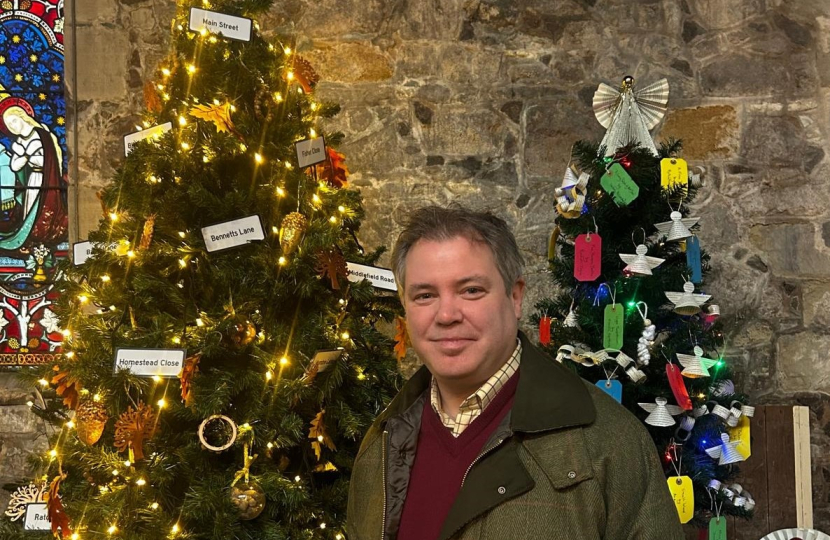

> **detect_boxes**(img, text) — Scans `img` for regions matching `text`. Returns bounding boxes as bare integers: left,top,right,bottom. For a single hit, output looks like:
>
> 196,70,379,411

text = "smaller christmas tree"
1,1,401,539
537,76,754,529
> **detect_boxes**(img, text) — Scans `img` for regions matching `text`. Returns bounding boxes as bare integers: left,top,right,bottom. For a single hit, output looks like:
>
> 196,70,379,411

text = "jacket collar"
377,331,596,433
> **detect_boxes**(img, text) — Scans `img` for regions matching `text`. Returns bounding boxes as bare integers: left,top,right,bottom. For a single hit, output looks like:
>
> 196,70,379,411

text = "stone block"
0,406,41,434
396,42,502,87
700,53,818,97
305,42,393,83
415,105,509,157
524,99,603,177
803,281,830,329
778,332,830,391
74,27,130,101
0,374,33,406
685,0,766,30
74,0,118,24
75,184,107,242
749,223,830,278
659,105,739,160
741,115,824,172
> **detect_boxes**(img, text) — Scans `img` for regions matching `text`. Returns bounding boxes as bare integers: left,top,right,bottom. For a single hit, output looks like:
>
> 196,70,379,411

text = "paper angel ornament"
704,433,745,465
677,346,719,378
639,397,683,426
620,244,664,276
563,306,580,328
654,211,700,242
665,282,711,315
593,75,669,157
555,165,590,219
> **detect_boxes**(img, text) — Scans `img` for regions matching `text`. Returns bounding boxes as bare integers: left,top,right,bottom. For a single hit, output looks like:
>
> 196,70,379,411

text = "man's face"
402,236,525,390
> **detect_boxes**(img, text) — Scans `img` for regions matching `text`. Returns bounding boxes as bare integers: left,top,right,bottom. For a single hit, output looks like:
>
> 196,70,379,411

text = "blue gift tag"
686,236,702,284
596,379,622,402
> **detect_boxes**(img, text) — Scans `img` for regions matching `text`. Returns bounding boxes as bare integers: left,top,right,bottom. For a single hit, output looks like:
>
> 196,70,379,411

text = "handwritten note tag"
729,414,751,459
295,136,327,168
201,215,265,252
574,233,602,282
603,304,624,350
666,363,693,410
596,379,622,403
23,503,50,530
661,158,688,191
668,475,694,524
686,236,702,284
601,163,639,206
709,517,727,540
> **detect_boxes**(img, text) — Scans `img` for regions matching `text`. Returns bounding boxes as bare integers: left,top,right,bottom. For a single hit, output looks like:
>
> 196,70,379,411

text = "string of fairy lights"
30,4,363,538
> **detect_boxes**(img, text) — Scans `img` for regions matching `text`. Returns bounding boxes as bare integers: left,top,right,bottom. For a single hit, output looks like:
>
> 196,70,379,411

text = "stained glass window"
0,0,66,365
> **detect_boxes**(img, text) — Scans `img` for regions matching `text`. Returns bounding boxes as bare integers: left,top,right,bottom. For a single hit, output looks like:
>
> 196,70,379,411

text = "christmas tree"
536,76,754,529
1,1,401,539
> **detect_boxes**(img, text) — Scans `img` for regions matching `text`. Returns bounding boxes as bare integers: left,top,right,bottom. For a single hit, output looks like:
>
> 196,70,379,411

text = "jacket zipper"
460,436,506,487
381,430,388,540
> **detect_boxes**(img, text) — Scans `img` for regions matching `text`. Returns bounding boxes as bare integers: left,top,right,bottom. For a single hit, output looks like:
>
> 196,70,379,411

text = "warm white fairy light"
276,186,285,197
278,256,287,266
101,275,110,282
157,398,167,408
135,478,146,486
187,64,196,74
280,356,289,366
38,378,48,387
178,115,187,126
255,153,264,164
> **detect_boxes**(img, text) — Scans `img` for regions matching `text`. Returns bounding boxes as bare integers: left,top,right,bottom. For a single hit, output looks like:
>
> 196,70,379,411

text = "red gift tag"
666,363,693,410
574,233,602,282
539,316,552,345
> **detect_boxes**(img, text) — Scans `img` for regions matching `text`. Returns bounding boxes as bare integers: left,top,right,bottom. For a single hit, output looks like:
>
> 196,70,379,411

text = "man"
347,205,684,540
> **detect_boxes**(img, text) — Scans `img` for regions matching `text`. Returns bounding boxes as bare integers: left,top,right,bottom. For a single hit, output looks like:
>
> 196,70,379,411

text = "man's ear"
511,278,526,319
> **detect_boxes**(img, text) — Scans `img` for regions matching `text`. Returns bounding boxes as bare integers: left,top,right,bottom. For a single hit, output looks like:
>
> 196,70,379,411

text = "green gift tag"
601,163,639,206
603,304,624,350
708,517,727,540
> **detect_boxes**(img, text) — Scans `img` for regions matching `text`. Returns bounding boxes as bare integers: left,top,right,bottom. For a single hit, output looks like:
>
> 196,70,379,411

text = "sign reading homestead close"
114,348,186,378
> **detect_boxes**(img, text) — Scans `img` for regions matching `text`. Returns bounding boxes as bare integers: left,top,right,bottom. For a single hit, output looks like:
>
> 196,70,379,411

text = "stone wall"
3,0,830,531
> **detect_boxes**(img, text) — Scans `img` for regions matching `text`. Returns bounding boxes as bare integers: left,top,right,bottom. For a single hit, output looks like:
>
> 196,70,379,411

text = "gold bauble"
75,400,108,445
279,212,308,255
230,319,257,347
230,481,266,520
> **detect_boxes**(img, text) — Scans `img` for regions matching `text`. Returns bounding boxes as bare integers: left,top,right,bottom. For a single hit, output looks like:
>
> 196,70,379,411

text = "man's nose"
435,296,463,325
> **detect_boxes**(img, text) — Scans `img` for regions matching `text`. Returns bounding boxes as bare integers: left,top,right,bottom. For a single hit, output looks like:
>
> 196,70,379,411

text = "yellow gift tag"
661,158,688,191
729,415,751,459
667,475,694,523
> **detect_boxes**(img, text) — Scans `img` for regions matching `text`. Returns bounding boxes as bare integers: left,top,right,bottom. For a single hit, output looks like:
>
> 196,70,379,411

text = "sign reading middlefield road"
189,8,252,42
346,262,397,292
114,348,186,378
201,215,265,252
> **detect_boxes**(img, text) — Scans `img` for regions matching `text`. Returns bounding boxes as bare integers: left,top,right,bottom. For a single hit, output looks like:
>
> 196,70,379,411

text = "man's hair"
391,204,524,297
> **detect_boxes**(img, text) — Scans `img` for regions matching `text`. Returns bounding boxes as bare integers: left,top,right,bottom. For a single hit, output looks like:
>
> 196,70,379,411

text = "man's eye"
464,287,483,295
414,293,433,300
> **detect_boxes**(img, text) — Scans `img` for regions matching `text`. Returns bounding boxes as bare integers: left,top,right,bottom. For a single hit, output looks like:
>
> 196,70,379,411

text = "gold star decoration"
12,35,20,43
14,74,22,82
52,74,60,82
0,56,6,65
57,117,65,126
38,93,46,101
29,54,37,62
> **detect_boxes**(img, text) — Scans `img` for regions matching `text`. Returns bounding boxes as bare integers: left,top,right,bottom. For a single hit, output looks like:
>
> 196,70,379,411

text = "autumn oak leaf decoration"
46,473,71,538
178,353,201,406
394,316,410,362
189,102,242,139
288,55,319,94
114,401,157,461
308,410,336,461
51,365,81,410
311,148,349,189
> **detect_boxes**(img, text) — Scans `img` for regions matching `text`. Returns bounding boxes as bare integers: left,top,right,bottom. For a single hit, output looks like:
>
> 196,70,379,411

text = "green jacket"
346,333,685,540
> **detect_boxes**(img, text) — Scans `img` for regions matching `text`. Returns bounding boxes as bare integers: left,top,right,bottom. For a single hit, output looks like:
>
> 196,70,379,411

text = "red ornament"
539,316,552,346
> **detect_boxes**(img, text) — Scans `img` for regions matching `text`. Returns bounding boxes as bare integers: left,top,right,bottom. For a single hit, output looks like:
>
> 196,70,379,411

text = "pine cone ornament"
75,400,108,445
279,212,308,255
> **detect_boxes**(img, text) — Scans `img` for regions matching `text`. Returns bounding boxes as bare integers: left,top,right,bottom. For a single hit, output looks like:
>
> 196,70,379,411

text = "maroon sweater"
397,373,519,540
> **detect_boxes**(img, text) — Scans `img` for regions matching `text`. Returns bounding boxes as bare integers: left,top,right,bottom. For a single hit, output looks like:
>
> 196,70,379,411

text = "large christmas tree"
1,1,401,539
536,76,755,529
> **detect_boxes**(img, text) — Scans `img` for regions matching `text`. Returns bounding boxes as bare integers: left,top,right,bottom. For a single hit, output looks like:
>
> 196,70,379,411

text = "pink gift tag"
574,233,602,282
